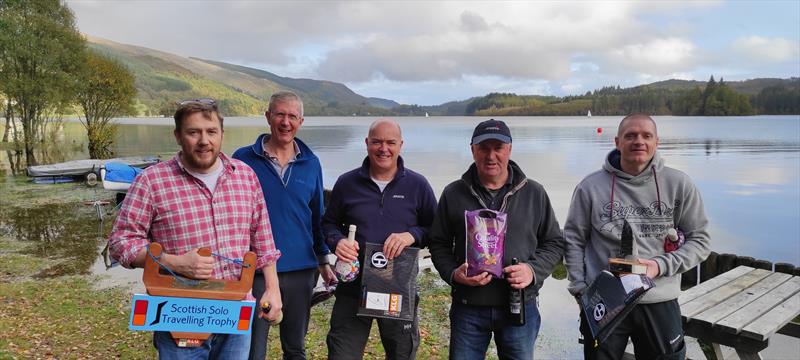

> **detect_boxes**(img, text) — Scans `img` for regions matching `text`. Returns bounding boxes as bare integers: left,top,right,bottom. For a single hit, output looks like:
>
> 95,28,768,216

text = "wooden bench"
679,265,800,359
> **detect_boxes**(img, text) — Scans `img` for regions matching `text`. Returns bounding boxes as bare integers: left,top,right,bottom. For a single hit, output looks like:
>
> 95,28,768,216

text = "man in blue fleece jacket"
233,91,335,360
323,119,437,360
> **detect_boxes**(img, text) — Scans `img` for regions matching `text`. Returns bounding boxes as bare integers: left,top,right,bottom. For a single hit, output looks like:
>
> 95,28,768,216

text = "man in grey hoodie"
565,114,711,359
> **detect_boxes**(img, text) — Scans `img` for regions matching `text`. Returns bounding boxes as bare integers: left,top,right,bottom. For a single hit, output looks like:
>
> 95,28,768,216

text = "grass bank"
1,179,571,359
0,175,459,359
0,243,456,359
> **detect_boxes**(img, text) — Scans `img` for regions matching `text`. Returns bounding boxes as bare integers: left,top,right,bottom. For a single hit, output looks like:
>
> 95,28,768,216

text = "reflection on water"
0,202,108,277
2,115,798,264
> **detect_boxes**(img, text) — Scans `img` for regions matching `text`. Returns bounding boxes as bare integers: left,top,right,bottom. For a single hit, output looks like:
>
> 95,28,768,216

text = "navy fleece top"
322,157,437,297
233,134,330,273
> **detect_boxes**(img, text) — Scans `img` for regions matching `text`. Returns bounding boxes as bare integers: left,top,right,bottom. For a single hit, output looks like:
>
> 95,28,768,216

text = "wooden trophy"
608,220,647,276
143,242,256,347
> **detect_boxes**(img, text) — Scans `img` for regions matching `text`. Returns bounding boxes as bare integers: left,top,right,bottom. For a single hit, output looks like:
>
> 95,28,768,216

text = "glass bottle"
334,224,360,282
508,257,526,326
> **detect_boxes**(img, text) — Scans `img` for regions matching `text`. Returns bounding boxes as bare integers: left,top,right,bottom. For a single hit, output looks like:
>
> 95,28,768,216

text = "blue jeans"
449,300,541,360
153,331,251,360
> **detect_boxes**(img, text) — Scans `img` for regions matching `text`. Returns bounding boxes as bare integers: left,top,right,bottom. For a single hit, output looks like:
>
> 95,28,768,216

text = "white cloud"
600,37,698,75
65,0,799,103
560,83,585,94
731,36,800,63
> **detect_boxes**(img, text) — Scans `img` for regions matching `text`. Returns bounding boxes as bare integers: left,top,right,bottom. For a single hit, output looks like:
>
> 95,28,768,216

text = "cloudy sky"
67,0,799,105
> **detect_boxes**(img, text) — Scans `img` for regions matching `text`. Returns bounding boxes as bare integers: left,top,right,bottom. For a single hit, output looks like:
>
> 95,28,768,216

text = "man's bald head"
618,113,657,137
365,118,403,179
368,118,402,139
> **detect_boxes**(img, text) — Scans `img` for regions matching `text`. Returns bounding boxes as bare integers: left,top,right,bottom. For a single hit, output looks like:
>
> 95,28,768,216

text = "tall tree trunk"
25,142,36,165
10,115,20,145
2,100,10,142
87,125,97,159
22,116,37,166
6,150,23,175
2,118,8,143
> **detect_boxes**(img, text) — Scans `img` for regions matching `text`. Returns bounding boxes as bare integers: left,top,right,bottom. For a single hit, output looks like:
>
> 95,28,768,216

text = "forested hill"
451,77,799,117
86,36,397,117
88,37,796,117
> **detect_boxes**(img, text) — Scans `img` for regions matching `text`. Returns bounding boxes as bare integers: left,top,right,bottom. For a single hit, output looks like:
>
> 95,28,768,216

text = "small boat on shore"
100,162,145,191
27,156,160,182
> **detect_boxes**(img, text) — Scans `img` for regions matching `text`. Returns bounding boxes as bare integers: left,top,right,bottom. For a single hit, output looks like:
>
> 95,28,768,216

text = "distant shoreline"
1,114,799,133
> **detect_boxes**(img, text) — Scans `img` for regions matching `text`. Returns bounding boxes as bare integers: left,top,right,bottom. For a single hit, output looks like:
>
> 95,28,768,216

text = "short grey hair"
268,91,304,117
618,113,657,136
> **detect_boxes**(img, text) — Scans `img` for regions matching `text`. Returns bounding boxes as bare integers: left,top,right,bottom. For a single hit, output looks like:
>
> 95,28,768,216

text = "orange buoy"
596,127,603,134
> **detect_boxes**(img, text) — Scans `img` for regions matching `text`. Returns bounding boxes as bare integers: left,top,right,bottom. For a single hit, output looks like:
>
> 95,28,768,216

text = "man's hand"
383,232,415,259
334,238,359,262
259,285,282,323
452,263,492,287
318,263,337,287
638,258,660,279
170,248,214,279
503,262,534,289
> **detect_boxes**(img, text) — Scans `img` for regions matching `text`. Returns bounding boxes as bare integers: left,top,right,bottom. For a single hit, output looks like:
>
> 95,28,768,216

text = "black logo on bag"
150,301,168,325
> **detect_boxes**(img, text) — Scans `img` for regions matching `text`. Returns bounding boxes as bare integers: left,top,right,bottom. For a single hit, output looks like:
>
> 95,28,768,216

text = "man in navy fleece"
323,119,437,360
233,91,335,360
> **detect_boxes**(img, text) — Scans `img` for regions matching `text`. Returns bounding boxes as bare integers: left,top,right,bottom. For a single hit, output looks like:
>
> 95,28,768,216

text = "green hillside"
193,58,398,111
86,36,395,117
454,77,799,116
85,36,797,117
643,78,797,95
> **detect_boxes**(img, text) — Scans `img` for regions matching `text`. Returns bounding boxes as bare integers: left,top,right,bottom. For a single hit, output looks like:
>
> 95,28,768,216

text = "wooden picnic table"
679,265,800,360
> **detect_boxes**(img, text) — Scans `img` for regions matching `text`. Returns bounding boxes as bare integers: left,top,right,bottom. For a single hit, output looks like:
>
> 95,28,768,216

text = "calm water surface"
100,115,800,265
2,115,798,358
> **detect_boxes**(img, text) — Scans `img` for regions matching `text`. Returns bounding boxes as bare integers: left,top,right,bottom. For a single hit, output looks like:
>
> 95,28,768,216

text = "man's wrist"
525,262,536,285
317,254,334,266
403,232,416,246
449,268,459,285
160,253,179,270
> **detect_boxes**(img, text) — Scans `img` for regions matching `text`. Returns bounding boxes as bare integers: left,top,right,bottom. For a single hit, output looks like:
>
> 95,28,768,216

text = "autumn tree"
0,0,85,165
76,51,136,159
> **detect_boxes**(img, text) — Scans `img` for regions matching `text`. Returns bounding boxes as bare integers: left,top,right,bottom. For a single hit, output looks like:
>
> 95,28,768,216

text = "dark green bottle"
509,258,525,326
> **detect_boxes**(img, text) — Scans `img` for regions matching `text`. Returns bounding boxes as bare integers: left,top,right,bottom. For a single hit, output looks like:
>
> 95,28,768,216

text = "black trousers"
580,299,686,360
250,268,317,360
326,293,420,360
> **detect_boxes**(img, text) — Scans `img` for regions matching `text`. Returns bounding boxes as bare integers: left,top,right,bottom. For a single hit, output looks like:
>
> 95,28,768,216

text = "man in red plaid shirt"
109,99,281,359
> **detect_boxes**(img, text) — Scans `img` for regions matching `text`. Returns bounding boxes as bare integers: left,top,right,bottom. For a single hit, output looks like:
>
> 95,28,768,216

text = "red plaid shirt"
109,153,280,282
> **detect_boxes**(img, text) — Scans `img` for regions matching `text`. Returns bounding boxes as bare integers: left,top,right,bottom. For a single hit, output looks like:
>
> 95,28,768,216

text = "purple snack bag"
465,209,507,278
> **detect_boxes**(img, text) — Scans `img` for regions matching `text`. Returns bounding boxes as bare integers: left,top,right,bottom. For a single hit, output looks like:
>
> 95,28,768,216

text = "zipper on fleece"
466,178,528,212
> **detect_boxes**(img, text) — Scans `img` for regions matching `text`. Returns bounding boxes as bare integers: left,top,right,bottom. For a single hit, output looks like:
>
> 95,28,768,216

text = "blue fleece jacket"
322,156,437,297
233,134,330,273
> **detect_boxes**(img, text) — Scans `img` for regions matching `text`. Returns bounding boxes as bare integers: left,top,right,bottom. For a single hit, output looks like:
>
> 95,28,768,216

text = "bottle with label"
663,227,685,253
334,224,360,283
508,257,526,326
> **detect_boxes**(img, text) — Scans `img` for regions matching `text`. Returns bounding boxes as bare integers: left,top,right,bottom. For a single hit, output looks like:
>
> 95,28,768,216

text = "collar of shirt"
262,136,301,164
472,165,515,211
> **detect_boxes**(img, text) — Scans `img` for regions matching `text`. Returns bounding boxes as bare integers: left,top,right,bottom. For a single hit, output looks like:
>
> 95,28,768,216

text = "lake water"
2,115,799,358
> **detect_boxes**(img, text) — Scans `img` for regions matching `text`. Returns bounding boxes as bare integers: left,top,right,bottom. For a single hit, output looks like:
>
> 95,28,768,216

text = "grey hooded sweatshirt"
564,149,711,303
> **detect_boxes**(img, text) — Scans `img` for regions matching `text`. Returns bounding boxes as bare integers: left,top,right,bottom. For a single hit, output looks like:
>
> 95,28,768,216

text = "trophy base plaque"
608,258,647,276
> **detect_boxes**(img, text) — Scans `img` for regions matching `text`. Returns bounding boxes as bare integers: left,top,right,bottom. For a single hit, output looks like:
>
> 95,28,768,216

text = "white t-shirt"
187,162,224,193
372,177,390,192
